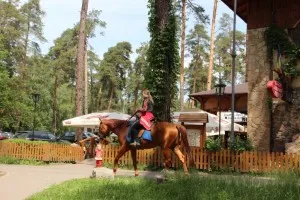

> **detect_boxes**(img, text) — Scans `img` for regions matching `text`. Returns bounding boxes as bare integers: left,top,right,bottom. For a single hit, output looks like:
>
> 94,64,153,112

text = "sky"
38,0,246,60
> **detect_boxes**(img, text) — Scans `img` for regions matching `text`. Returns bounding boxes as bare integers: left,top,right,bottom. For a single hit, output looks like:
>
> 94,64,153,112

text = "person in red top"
129,89,154,146
95,142,104,167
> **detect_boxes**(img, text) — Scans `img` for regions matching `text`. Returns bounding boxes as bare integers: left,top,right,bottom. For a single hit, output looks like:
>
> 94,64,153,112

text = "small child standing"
95,143,104,168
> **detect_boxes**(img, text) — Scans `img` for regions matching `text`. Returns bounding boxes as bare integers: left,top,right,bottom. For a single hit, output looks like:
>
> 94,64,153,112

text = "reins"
101,112,137,134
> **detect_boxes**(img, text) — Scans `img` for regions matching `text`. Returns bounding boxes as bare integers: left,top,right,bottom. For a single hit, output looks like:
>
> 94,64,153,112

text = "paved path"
0,163,94,200
0,161,163,200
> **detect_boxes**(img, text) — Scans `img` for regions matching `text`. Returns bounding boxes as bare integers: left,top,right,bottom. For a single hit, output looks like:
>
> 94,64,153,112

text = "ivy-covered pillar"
247,28,271,151
145,0,179,122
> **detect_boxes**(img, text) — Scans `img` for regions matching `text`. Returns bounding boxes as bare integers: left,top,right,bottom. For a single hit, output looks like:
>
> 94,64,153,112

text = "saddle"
126,121,152,143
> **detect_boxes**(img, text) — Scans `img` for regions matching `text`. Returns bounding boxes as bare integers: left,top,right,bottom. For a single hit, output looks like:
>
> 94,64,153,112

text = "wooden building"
221,0,300,152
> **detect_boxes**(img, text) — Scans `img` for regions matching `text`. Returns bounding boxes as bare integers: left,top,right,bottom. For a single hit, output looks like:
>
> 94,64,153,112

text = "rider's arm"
138,99,148,113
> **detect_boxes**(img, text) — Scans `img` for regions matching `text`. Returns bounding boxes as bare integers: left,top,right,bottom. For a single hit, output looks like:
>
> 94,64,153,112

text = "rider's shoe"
130,138,141,146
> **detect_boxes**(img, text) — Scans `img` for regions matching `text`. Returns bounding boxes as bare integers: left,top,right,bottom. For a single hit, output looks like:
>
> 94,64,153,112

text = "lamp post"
32,93,40,141
215,81,226,138
231,0,238,143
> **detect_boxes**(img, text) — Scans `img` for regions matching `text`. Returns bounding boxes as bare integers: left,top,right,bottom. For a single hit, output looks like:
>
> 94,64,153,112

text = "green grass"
1,139,48,144
27,174,300,200
102,162,163,172
0,156,46,165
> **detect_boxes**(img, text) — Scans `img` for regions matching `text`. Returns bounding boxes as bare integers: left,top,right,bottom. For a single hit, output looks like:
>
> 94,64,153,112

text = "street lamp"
231,0,238,144
32,93,40,141
215,81,226,138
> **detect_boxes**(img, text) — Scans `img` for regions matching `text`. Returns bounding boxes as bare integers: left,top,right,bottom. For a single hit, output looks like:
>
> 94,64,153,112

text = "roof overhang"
221,0,248,23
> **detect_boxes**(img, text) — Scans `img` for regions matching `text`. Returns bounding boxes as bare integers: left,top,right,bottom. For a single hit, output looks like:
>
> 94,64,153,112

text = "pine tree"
75,0,89,142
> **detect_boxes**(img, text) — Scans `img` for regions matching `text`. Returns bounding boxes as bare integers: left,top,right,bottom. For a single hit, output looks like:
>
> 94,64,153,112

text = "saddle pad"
142,130,152,141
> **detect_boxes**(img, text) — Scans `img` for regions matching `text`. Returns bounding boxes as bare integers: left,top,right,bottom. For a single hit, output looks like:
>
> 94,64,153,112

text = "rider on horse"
129,89,154,146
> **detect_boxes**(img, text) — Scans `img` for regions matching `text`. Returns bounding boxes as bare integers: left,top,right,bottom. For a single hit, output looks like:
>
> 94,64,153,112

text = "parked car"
13,131,70,143
0,132,14,140
85,132,100,139
59,131,99,143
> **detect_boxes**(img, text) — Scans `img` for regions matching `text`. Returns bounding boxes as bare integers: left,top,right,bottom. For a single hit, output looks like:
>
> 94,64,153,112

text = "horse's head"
98,119,111,138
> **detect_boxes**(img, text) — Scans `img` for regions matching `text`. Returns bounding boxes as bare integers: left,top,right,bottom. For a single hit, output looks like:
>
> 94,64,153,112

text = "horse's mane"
102,118,130,128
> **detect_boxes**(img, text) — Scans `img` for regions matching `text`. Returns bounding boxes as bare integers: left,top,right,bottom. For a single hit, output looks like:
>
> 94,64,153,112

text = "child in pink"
95,143,103,167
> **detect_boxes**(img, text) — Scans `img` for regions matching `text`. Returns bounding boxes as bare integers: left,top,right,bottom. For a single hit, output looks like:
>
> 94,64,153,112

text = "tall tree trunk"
89,59,95,112
97,86,102,110
20,18,30,79
133,86,139,112
191,71,196,108
84,51,88,115
75,0,89,142
180,0,186,111
207,0,218,90
84,50,88,132
52,73,58,135
107,85,114,111
24,20,30,64
156,0,169,31
157,0,171,121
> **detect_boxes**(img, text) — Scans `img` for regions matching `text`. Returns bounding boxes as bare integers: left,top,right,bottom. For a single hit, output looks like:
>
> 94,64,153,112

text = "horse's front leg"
130,148,139,176
162,148,172,171
173,145,189,174
113,145,129,175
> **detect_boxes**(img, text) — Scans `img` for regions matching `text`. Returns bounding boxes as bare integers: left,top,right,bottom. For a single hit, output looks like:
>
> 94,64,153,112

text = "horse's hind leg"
162,148,172,170
173,146,188,174
130,149,139,176
113,145,129,175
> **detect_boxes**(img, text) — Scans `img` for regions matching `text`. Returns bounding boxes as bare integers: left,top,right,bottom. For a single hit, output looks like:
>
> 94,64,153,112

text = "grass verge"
0,156,46,165
27,174,300,200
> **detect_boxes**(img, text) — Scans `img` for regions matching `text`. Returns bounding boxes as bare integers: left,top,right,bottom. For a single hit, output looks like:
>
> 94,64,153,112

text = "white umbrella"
173,111,245,136
62,112,132,128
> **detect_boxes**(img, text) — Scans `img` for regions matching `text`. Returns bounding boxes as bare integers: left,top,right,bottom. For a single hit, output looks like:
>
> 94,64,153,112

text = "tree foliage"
98,42,132,111
0,1,246,136
214,13,246,84
0,1,106,134
185,24,210,95
126,43,149,113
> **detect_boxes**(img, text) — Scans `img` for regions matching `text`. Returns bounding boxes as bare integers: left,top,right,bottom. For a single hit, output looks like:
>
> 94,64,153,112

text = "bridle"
99,112,137,136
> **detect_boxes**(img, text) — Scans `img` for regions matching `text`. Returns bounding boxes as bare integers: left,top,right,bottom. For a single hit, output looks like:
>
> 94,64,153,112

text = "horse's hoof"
135,172,139,177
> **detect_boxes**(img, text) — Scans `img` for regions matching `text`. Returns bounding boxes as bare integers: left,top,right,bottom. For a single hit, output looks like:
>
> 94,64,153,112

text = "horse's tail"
176,125,195,167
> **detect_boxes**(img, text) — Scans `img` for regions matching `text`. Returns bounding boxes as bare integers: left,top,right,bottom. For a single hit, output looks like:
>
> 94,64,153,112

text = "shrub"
229,136,254,152
205,137,222,152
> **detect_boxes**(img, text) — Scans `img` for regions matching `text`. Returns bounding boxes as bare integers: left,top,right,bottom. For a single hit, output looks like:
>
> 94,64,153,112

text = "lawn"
27,174,300,200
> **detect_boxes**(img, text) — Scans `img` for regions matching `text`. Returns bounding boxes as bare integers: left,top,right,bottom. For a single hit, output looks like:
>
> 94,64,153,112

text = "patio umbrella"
62,112,132,128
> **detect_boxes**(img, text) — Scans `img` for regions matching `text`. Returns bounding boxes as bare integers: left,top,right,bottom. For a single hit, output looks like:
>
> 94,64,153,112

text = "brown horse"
98,118,194,176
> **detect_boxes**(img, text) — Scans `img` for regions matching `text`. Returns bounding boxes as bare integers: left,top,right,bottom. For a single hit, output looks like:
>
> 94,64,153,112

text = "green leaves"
205,137,222,152
228,136,254,152
265,25,300,77
214,13,246,84
146,0,179,122
185,23,210,94
97,42,133,111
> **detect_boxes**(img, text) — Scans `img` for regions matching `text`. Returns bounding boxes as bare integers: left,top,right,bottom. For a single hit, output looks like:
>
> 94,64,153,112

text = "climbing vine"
265,25,300,77
144,0,179,122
